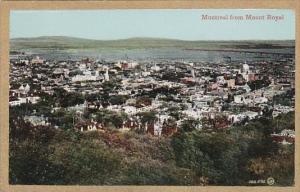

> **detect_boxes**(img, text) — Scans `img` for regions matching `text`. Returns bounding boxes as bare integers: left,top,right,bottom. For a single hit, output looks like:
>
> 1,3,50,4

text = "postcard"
0,1,299,192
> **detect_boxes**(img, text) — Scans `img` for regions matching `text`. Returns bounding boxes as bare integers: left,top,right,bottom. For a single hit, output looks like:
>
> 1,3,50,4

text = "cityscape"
9,44,295,138
9,10,295,186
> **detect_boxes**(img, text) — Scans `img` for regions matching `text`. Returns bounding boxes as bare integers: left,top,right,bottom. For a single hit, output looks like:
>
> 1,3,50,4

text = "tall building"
104,68,110,81
191,68,195,79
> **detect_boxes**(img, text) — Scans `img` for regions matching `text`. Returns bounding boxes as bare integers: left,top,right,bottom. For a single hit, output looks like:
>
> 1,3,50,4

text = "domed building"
241,62,251,82
242,63,250,74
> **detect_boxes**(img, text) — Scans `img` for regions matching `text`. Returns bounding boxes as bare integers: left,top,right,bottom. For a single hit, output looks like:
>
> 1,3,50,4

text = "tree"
137,111,157,124
10,140,65,184
109,95,128,105
180,118,200,132
49,141,122,185
111,112,128,129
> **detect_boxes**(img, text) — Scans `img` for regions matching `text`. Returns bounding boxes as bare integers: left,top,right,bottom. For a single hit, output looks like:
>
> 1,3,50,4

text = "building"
31,56,44,64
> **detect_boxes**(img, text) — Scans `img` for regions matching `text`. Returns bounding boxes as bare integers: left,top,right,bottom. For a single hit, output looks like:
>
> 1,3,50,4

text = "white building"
151,64,160,72
9,96,40,106
104,68,110,81
24,115,49,126
71,73,102,82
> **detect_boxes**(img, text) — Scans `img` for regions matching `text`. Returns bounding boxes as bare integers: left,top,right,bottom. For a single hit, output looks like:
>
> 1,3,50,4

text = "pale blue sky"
10,9,295,40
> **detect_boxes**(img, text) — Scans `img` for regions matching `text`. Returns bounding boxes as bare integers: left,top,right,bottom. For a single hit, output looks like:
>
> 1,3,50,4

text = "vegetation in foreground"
9,108,294,185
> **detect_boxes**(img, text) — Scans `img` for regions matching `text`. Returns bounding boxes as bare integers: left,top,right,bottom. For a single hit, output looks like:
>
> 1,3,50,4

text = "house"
123,118,139,130
271,129,295,144
9,96,40,106
31,56,44,64
71,74,102,82
217,76,226,85
18,84,30,95
146,121,163,136
24,115,49,126
227,79,236,88
272,105,294,118
75,120,103,132
228,111,259,124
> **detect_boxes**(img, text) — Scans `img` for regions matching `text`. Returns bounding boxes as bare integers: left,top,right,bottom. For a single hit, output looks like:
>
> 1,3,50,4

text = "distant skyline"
10,9,295,40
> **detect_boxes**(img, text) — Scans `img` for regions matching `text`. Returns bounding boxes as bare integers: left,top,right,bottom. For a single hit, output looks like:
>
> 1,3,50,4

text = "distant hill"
10,36,295,51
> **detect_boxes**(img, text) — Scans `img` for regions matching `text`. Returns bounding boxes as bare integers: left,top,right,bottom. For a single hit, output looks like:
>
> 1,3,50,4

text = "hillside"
10,36,295,51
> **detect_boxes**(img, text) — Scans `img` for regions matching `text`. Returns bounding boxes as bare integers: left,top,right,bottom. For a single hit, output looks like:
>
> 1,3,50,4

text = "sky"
10,9,295,40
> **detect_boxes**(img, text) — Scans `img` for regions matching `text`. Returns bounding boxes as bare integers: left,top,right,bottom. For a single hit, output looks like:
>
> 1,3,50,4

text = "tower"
24,84,30,94
191,68,195,79
104,68,109,81
242,61,250,74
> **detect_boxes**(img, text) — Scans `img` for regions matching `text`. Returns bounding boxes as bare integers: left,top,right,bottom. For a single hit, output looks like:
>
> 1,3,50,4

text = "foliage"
247,78,271,91
179,118,200,132
137,111,157,124
9,108,294,185
273,89,295,106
